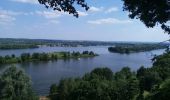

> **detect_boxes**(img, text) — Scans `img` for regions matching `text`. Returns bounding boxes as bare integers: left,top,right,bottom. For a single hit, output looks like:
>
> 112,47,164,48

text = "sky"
0,0,169,42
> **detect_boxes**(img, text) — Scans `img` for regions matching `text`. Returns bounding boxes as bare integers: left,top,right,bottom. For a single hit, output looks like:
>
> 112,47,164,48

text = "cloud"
105,7,118,13
77,11,88,16
10,0,38,4
35,11,66,25
48,20,60,24
0,9,22,16
0,8,33,25
87,18,132,25
0,9,17,25
89,6,103,12
36,10,88,19
36,11,62,19
0,14,15,24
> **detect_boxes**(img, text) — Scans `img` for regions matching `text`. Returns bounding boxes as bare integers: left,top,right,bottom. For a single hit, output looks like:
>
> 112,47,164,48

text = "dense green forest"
108,44,168,54
0,51,97,64
48,50,170,100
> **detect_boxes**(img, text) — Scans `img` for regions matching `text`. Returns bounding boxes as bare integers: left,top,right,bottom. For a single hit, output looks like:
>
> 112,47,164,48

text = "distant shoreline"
0,38,168,50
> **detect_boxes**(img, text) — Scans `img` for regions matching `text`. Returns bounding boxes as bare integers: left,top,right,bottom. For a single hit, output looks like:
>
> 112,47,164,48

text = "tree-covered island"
108,44,168,54
0,51,98,64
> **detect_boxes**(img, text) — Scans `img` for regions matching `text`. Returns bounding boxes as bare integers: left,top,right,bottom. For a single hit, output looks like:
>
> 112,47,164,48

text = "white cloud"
0,9,22,16
0,9,17,25
10,0,38,4
105,7,118,13
35,11,68,24
87,18,132,25
0,8,34,25
36,11,62,19
89,6,103,12
48,20,60,24
0,14,15,24
77,11,88,16
36,10,88,18
23,12,34,15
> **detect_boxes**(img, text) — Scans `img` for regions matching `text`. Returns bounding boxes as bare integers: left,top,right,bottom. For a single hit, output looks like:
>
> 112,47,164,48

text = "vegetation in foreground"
0,66,38,100
49,50,170,100
108,44,168,54
0,51,97,64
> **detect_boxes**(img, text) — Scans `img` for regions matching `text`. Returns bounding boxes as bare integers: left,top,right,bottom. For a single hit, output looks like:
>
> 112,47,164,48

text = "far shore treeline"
0,51,98,64
0,38,169,49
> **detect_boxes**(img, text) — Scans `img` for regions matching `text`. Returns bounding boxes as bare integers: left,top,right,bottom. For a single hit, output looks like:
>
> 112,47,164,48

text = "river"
0,46,165,95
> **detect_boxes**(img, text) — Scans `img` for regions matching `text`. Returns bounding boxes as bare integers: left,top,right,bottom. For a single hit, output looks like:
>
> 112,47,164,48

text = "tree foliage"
0,66,38,100
38,0,89,17
152,50,170,80
146,79,170,100
122,0,170,34
49,67,139,100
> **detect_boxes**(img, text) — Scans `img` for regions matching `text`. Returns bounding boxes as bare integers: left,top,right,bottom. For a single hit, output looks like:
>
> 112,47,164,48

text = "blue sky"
0,0,169,42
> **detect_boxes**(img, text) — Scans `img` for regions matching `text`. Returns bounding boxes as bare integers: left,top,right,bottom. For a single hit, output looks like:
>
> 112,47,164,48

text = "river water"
0,46,165,95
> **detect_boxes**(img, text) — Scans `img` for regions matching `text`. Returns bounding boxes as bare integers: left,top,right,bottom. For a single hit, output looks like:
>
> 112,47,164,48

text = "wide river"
0,46,165,95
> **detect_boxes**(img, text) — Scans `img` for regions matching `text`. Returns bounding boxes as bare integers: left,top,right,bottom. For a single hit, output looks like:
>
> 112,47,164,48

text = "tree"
38,0,89,18
11,54,15,58
90,67,113,80
114,67,133,80
137,67,162,91
39,53,49,61
32,53,40,59
0,66,38,100
82,51,89,55
152,51,170,80
122,0,170,34
89,51,95,56
147,79,170,100
21,53,30,62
